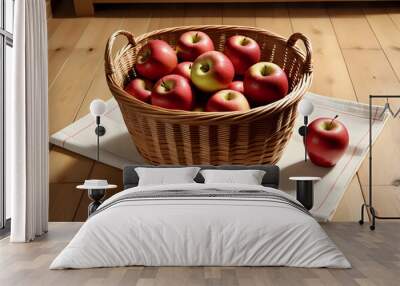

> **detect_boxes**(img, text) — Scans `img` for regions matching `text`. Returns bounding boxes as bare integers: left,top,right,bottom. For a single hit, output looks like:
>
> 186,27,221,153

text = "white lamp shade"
298,99,314,116
90,99,106,117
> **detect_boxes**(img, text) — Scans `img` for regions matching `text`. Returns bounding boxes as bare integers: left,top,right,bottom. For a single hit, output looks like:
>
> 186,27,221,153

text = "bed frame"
123,165,280,189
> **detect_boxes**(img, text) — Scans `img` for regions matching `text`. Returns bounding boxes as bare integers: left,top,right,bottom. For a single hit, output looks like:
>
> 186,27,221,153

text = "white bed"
50,166,350,269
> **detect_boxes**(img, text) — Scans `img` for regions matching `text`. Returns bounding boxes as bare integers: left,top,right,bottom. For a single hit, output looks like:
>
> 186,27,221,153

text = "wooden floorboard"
184,4,222,25
330,7,400,218
1,222,400,285
47,18,90,88
255,7,293,38
288,7,364,222
48,3,400,222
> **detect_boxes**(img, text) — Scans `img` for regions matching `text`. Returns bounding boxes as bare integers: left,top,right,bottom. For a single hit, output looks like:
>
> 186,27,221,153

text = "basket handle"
105,30,136,75
287,33,313,74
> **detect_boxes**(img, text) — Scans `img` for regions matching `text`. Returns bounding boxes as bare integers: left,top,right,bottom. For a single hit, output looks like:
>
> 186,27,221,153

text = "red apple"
135,39,178,81
124,78,153,103
224,35,261,75
172,62,192,81
244,62,289,105
177,31,215,61
227,81,244,93
191,51,235,93
151,74,193,111
306,116,349,167
205,89,250,112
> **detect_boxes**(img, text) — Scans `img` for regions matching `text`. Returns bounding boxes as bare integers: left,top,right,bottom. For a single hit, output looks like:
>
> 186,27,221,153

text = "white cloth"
50,93,388,221
50,183,351,269
8,0,49,242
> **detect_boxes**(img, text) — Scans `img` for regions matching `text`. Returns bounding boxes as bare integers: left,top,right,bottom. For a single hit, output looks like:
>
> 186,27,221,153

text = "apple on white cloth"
306,116,349,167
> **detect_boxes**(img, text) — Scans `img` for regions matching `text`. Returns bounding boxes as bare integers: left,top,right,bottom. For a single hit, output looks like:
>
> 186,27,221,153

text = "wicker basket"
105,25,313,165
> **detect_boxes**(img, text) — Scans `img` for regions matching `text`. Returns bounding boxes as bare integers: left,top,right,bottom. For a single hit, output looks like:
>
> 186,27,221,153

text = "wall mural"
50,26,389,222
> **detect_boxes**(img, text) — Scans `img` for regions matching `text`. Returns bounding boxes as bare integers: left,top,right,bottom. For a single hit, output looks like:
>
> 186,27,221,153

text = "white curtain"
7,0,49,242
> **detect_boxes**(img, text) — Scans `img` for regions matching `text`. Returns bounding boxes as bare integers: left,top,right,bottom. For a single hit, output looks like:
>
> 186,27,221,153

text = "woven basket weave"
105,25,313,165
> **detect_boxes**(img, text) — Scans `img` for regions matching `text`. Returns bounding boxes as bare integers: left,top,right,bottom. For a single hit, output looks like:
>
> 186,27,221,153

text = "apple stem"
161,81,170,91
241,37,249,46
193,33,200,43
200,64,210,73
139,49,150,63
261,65,268,76
329,115,339,129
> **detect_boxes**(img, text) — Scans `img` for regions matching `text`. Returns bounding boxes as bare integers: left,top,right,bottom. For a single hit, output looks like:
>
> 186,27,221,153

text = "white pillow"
200,169,266,185
135,167,201,186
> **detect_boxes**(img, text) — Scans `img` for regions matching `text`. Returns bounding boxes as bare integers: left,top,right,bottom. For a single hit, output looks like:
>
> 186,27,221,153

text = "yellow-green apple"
227,81,244,93
172,62,192,81
306,116,349,167
135,40,177,81
151,74,194,111
224,35,261,75
244,62,288,105
124,78,153,103
191,51,234,93
205,89,250,112
177,31,214,61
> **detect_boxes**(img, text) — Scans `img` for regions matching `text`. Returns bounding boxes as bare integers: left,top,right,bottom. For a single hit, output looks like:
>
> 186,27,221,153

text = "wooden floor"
48,2,400,222
1,222,399,285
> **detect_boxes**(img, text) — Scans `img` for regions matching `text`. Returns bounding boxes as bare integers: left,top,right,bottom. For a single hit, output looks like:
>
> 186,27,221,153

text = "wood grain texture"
184,4,222,26
49,184,86,221
329,7,400,219
48,3,400,222
49,146,94,184
74,0,400,16
255,7,292,38
49,17,123,134
47,18,90,87
1,222,400,285
289,7,365,222
73,0,94,16
289,7,356,100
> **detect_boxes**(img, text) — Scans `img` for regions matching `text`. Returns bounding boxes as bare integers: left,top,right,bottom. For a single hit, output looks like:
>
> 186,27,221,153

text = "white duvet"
50,183,350,269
